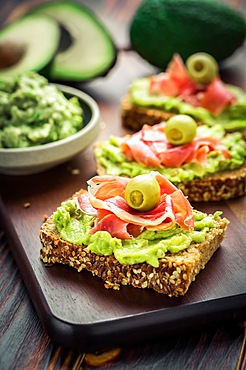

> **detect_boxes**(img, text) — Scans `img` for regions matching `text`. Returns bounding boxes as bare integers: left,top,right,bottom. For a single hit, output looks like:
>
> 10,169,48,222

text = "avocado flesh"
31,1,117,81
0,14,60,77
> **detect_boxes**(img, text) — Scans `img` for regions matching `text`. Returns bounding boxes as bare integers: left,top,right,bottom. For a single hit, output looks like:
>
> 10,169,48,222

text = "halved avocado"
0,14,60,77
30,1,117,81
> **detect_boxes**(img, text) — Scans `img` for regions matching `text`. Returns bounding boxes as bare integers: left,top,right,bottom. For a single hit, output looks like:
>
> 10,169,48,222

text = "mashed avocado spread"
94,125,246,182
130,78,246,131
52,198,222,267
0,72,83,148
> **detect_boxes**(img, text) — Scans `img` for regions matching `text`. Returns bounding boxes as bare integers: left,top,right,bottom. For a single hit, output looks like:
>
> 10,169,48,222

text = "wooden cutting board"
0,1,246,352
1,147,245,353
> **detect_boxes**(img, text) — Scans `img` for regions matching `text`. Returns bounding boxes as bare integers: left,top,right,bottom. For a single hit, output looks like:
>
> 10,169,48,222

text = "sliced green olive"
165,115,197,145
125,174,160,212
186,52,218,84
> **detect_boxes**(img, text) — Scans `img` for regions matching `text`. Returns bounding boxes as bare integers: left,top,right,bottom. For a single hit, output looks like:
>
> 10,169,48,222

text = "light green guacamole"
130,78,246,131
52,198,222,267
94,125,246,182
0,72,83,148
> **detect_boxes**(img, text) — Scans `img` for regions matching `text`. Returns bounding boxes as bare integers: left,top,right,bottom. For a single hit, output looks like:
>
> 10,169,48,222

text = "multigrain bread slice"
40,189,229,297
176,163,246,202
121,93,246,140
121,93,176,131
94,141,246,202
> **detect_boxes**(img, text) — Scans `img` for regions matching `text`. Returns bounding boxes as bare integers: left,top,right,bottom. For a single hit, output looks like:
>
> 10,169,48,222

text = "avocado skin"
130,0,246,68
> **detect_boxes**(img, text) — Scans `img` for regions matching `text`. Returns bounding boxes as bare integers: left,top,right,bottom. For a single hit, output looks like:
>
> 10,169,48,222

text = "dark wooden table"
1,1,246,369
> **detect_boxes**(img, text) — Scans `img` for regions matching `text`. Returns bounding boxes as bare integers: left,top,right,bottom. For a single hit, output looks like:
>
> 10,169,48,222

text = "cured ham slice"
149,54,236,114
150,54,197,98
121,131,161,167
199,78,235,115
87,193,175,227
77,172,194,240
121,123,231,168
77,193,97,216
149,72,179,96
166,54,197,98
92,211,133,240
121,123,166,167
88,175,129,200
171,190,194,231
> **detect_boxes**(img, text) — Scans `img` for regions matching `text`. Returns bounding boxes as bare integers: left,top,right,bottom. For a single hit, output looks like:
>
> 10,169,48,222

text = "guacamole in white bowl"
0,72,101,175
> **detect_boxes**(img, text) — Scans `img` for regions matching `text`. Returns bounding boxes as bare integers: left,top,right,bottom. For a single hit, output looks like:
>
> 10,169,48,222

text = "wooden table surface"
0,1,246,369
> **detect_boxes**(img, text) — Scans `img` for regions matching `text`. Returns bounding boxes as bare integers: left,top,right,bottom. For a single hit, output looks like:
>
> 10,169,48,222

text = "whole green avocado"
130,0,246,68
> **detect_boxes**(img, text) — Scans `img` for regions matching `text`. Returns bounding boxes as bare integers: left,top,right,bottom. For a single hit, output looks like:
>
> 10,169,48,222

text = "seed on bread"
94,141,246,202
40,190,229,297
121,92,246,141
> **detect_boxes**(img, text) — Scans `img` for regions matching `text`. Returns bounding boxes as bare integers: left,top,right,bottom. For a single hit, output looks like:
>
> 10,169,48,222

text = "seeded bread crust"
94,142,246,202
40,189,229,297
121,93,197,131
177,163,246,201
121,94,246,141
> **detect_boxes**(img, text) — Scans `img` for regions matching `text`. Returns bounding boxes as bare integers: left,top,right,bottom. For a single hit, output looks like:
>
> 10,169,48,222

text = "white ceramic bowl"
0,84,101,175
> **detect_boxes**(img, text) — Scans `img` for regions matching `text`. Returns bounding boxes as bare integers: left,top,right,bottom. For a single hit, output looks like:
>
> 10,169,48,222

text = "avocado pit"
0,40,26,69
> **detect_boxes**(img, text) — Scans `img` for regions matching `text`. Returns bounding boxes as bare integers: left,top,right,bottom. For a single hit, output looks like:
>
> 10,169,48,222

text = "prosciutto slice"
77,172,194,239
150,54,197,98
120,130,162,167
149,54,236,114
199,78,235,115
121,122,231,168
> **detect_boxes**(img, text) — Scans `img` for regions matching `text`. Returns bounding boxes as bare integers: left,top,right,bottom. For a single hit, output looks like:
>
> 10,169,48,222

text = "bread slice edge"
121,93,246,140
94,141,246,202
40,189,229,297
